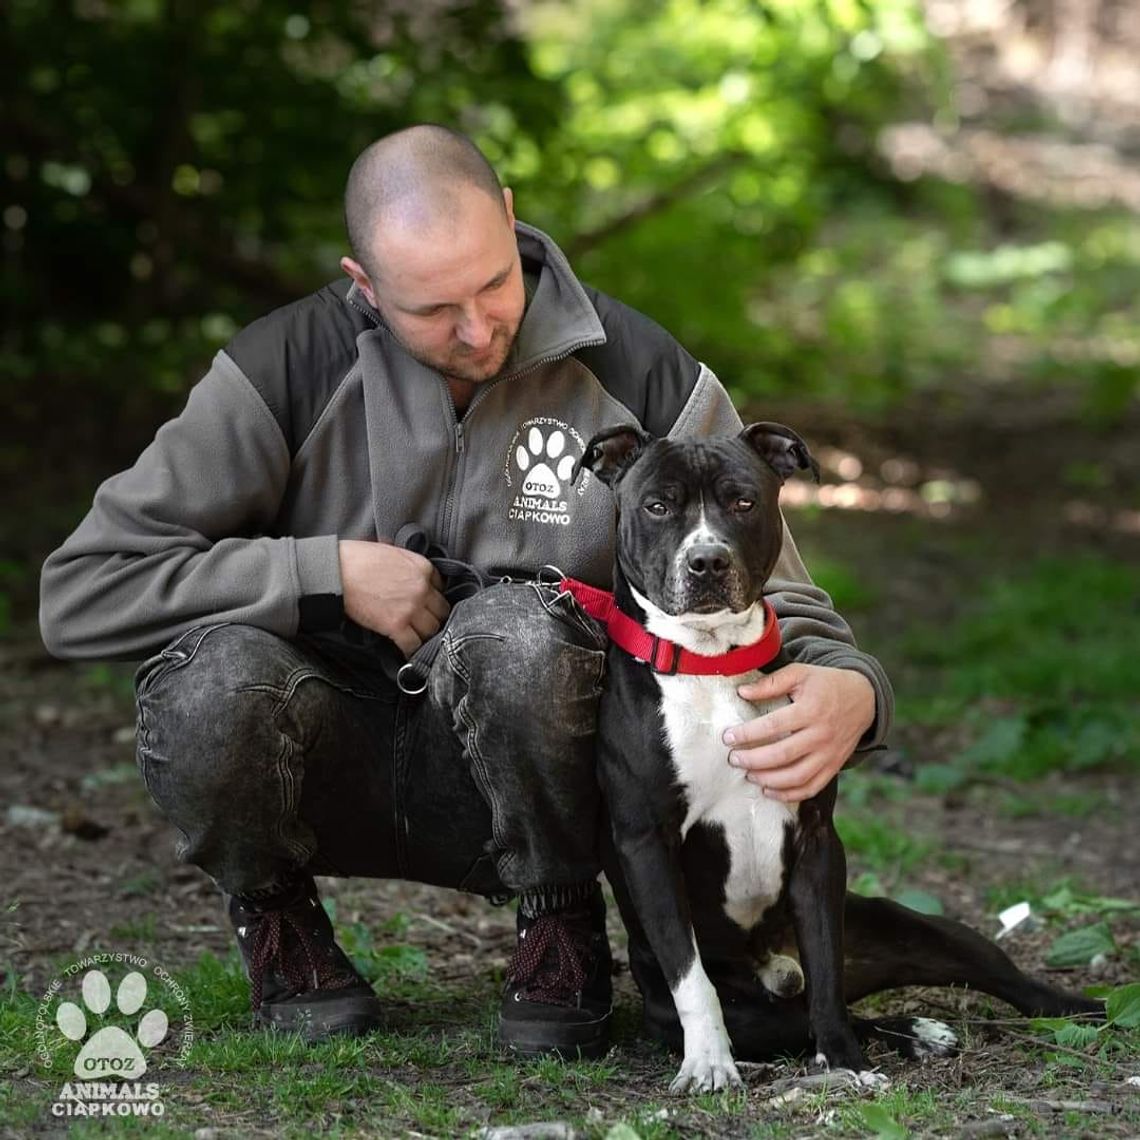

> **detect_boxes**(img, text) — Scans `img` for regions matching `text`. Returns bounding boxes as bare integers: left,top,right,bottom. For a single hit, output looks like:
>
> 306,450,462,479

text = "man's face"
352,187,526,384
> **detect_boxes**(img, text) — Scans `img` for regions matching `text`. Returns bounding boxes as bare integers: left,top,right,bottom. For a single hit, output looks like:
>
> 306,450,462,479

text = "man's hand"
338,540,450,657
722,664,875,803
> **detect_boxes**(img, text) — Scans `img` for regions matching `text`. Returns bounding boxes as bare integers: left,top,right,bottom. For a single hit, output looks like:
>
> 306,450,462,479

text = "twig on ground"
758,1069,887,1096
476,1124,580,1140
1000,1095,1116,1114
916,996,1103,1026
990,1026,1101,1063
945,838,1099,863
411,912,485,948
954,1116,1019,1137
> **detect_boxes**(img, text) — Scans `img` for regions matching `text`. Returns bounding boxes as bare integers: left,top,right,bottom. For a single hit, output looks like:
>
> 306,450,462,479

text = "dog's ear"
739,422,821,483
573,424,654,486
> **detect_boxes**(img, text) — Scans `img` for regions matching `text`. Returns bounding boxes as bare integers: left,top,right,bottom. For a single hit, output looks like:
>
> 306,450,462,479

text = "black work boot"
499,886,612,1060
228,875,384,1042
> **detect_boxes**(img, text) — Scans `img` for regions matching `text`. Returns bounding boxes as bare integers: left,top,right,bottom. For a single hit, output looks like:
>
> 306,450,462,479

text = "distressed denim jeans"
135,583,608,913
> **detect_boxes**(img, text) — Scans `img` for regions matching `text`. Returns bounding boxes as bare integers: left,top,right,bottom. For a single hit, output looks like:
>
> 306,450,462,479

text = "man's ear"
572,424,654,486
739,422,821,483
340,256,379,310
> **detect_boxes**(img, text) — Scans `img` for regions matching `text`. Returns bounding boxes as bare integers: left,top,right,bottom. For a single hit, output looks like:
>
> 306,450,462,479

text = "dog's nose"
686,543,732,579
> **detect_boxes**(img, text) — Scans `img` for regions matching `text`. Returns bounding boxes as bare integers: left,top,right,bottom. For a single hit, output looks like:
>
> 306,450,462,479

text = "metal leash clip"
537,564,567,590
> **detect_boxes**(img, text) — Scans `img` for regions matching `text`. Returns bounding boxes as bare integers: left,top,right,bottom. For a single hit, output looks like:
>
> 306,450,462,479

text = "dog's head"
576,422,819,618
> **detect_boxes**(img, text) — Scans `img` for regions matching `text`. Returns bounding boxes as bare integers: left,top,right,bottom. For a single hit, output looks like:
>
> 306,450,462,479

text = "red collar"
560,577,782,676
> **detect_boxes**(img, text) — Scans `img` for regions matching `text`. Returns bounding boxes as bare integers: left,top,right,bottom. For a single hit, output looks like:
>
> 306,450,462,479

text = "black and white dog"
571,422,1099,1094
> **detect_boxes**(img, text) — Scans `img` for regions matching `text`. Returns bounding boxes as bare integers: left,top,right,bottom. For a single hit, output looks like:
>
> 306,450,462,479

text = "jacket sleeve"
38,350,343,661
665,362,893,751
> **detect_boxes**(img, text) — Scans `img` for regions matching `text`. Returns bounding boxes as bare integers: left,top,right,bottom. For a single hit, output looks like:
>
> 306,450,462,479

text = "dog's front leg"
614,828,742,1094
788,783,865,1072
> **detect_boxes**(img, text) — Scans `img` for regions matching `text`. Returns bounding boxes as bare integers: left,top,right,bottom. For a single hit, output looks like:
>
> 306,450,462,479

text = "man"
39,125,890,1060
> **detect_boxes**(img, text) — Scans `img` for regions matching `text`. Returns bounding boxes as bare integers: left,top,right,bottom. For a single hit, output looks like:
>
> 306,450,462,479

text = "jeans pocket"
533,583,609,650
133,651,171,697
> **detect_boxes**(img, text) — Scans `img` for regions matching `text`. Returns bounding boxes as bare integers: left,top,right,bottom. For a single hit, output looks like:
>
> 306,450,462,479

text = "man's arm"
763,520,893,752
39,350,343,660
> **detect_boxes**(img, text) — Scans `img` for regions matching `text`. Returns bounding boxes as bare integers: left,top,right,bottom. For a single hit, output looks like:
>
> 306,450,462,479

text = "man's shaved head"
344,125,507,277
339,125,524,388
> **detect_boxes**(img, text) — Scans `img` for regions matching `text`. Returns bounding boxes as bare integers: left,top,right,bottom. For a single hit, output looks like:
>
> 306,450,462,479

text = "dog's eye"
644,501,669,517
733,498,755,513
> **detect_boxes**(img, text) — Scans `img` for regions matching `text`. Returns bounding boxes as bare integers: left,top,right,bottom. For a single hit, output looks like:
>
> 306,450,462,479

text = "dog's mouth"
668,577,756,617
685,596,741,615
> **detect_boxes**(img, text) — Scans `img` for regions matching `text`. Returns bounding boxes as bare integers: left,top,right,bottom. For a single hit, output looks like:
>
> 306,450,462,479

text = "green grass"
896,555,1140,786
5,551,1140,1135
808,556,881,613
106,914,158,945
5,943,1140,1137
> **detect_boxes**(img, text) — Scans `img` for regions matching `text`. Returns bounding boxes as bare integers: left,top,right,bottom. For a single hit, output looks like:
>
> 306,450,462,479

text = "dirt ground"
2,393,1139,1136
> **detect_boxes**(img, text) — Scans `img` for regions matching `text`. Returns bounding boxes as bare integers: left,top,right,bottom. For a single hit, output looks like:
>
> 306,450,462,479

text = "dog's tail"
854,1015,960,1059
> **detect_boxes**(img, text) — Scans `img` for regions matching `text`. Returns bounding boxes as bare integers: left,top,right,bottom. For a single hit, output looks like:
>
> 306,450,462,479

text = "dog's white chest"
656,672,795,929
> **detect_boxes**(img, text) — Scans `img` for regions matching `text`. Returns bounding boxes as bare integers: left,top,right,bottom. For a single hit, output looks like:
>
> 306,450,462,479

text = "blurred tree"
2,0,1134,469
2,0,560,404
504,0,933,406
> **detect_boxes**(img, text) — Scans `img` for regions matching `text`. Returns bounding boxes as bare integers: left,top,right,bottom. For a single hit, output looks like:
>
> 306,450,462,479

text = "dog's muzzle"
668,543,750,614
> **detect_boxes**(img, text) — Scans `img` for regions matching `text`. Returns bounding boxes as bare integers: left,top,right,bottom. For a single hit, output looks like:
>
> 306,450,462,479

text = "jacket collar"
344,221,607,376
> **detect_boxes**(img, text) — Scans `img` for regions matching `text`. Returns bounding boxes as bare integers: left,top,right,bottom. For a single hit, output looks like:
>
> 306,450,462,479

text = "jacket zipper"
444,427,466,543
437,337,605,552
438,384,462,545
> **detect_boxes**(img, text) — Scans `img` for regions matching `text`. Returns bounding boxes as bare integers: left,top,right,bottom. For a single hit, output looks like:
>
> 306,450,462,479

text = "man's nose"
456,305,493,349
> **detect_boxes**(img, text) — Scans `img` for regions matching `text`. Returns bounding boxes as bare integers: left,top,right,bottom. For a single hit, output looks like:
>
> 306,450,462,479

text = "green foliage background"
6,0,1139,437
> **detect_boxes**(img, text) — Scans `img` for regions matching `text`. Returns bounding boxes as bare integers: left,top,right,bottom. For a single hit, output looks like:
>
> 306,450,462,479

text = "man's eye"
644,502,669,517
733,498,754,513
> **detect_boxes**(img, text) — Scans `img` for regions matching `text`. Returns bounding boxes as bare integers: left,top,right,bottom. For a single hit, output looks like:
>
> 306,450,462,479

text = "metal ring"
537,564,566,588
396,662,428,696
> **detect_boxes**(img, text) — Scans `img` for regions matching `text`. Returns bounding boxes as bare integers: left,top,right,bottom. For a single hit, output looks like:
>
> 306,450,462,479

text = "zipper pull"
455,423,465,454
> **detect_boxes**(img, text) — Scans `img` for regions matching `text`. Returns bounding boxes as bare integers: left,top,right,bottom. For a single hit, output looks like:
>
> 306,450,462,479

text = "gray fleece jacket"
39,222,892,745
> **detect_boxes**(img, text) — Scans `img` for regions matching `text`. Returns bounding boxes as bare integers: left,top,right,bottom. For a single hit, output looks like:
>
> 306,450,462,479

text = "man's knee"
432,584,607,723
135,623,302,805
442,582,606,669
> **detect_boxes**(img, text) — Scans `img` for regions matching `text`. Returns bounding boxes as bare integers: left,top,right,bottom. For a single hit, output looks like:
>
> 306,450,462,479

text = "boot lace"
247,907,357,1010
508,913,591,1006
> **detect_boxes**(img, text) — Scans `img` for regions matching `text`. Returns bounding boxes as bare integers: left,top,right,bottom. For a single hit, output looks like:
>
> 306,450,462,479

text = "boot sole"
256,992,385,1043
499,1010,611,1061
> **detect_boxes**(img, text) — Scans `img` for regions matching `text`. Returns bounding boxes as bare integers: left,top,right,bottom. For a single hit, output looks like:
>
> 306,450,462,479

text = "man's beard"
402,321,521,384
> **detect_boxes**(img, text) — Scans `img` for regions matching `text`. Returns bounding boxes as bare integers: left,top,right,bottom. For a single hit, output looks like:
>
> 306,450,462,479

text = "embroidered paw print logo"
515,426,577,499
55,970,169,1078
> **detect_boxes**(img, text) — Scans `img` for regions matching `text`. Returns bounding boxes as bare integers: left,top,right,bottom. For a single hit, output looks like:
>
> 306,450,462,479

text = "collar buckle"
650,635,681,675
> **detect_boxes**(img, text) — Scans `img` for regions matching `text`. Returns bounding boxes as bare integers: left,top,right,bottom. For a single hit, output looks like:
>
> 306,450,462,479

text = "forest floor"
1,390,1138,1138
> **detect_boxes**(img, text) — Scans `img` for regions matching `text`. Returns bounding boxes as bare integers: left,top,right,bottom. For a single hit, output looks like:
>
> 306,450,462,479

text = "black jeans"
134,583,608,915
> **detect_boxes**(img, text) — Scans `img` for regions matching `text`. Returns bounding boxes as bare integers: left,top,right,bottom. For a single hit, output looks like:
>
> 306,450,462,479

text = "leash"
558,575,782,676
352,533,781,692
342,524,506,694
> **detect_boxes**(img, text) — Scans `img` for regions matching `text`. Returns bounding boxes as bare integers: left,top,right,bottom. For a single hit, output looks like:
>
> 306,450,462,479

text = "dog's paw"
668,1053,743,1095
811,1039,866,1074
